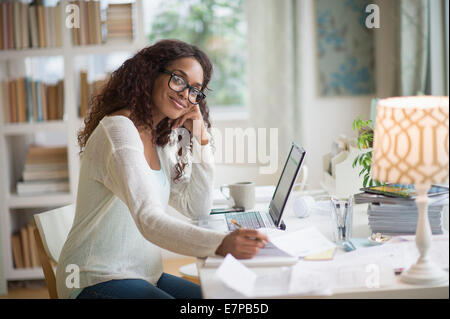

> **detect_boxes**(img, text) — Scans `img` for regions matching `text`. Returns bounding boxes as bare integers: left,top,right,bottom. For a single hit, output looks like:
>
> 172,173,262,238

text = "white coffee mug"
220,182,255,210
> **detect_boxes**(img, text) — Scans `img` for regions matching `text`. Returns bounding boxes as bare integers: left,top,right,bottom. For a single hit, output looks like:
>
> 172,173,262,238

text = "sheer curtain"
244,0,300,175
375,0,448,97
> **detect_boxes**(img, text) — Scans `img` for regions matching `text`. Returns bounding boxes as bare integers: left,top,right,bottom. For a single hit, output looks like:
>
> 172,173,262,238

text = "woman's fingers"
216,228,270,259
172,105,200,129
174,108,197,128
231,229,269,259
237,229,269,243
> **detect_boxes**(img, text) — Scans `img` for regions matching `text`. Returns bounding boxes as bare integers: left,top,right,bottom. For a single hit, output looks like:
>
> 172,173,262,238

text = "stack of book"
106,3,133,41
0,1,62,50
11,221,40,269
1,78,64,124
355,191,448,236
17,145,69,196
79,70,109,118
71,0,103,46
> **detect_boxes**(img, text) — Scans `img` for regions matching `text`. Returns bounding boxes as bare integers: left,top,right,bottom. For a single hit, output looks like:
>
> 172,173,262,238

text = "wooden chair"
33,204,75,299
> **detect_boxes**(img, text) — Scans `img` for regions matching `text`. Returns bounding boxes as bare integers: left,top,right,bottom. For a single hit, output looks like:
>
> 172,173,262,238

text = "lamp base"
400,259,449,286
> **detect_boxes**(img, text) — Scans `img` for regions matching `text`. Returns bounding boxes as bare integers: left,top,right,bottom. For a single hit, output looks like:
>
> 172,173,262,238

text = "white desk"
197,191,449,299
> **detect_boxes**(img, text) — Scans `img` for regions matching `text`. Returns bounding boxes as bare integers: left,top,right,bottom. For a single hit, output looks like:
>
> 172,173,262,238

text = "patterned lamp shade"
371,96,449,185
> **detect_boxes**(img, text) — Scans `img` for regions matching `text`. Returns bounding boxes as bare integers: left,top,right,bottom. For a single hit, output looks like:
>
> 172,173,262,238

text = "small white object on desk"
368,233,392,245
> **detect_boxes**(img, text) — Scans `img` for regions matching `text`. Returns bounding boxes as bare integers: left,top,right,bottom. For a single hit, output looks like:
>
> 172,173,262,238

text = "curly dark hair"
77,39,213,181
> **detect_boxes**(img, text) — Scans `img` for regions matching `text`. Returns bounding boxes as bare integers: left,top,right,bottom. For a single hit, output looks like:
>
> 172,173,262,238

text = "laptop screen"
269,143,306,227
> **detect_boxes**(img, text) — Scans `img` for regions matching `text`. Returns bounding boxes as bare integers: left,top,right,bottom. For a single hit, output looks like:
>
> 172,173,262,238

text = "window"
144,0,247,108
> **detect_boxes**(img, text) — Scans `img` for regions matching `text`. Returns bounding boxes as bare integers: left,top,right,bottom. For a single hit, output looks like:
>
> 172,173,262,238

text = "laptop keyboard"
225,211,265,230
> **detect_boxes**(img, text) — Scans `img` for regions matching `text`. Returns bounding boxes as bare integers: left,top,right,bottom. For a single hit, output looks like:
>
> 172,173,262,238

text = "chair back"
34,204,75,299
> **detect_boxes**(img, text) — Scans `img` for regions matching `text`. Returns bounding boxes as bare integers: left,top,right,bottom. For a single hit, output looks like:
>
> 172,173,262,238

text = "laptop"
198,142,306,232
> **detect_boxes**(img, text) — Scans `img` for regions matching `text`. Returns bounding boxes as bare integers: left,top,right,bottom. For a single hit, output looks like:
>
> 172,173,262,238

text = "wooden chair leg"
34,228,58,299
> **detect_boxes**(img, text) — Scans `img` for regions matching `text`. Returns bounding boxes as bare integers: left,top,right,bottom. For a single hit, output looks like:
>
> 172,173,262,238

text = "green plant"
352,118,383,188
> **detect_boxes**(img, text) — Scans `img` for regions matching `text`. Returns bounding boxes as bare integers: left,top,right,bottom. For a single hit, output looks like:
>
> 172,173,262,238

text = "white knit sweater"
55,115,226,299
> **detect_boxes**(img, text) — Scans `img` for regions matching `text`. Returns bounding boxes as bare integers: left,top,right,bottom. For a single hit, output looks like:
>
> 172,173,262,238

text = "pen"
231,219,267,244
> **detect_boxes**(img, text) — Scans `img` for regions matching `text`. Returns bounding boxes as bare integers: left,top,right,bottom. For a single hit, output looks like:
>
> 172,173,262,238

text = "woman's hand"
171,105,210,145
215,229,269,259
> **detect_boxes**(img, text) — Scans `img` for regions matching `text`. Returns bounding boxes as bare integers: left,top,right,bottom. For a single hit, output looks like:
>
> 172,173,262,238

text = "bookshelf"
0,0,146,290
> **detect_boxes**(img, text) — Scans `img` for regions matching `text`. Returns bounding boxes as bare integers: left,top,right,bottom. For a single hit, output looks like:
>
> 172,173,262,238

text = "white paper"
215,254,257,297
205,243,297,267
289,264,333,296
268,226,336,257
215,254,298,297
291,258,396,292
335,239,449,271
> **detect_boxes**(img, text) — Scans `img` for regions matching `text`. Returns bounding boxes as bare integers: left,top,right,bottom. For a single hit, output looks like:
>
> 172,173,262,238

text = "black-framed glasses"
161,70,206,105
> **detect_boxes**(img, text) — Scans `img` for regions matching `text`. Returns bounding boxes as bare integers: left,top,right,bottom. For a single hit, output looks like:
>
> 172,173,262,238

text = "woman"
55,39,268,299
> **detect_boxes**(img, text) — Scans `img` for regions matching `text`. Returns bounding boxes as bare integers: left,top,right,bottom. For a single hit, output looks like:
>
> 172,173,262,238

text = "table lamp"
371,96,449,285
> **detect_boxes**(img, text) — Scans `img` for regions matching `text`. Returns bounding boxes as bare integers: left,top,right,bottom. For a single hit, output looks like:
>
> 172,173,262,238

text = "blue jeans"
77,273,202,299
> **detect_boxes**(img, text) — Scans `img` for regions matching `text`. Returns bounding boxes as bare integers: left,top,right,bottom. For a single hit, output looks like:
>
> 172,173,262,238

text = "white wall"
296,0,374,189
162,0,375,258
206,0,375,192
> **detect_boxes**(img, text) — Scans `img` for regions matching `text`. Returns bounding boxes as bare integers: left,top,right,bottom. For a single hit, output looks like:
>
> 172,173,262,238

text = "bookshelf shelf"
6,267,44,281
8,193,74,209
0,0,146,289
72,42,139,56
0,47,64,61
1,121,68,136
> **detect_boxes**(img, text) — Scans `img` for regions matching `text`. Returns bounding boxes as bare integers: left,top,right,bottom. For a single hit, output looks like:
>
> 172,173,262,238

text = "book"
11,233,24,269
55,2,62,47
13,1,21,50
24,162,68,172
57,80,64,119
79,0,88,45
20,226,31,268
79,70,88,117
8,80,17,123
35,80,43,122
17,179,70,196
28,144,67,156
28,5,39,48
1,78,64,123
21,2,29,49
360,184,449,199
25,78,34,122
47,84,57,120
16,77,27,122
40,81,48,121
0,4,3,50
106,3,133,41
354,191,449,206
37,4,46,48
1,81,9,123
27,224,40,268
22,169,69,181
18,145,69,193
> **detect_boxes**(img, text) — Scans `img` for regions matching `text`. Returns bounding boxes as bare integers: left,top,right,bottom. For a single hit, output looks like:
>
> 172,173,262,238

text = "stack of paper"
367,203,445,235
355,191,448,235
